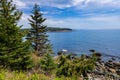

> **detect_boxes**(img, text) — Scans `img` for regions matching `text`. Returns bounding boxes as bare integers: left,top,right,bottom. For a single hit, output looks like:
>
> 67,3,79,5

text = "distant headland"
47,27,72,32
21,27,72,32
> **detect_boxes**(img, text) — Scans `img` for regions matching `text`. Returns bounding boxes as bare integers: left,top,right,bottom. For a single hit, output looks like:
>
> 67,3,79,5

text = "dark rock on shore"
89,49,95,52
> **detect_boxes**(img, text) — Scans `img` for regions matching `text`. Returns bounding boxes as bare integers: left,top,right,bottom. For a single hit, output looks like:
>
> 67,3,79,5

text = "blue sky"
14,0,120,29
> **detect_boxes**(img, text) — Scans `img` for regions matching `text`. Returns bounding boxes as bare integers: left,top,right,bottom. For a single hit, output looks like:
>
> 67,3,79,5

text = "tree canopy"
0,0,32,70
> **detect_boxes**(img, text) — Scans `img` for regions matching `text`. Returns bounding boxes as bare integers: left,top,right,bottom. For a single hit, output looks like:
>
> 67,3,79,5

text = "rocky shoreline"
85,50,120,80
56,50,120,80
87,60,120,80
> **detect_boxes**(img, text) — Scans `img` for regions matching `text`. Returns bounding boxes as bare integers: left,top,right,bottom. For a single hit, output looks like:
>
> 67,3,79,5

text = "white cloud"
72,0,86,6
13,0,27,9
99,0,113,4
19,13,30,29
13,0,72,9
41,11,49,15
71,0,120,10
44,15,120,29
45,19,64,27
19,13,120,29
53,4,72,9
12,0,120,11
87,15,120,22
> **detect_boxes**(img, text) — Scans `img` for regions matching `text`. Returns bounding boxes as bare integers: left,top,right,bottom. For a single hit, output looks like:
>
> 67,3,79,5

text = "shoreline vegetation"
0,0,120,80
0,51,120,80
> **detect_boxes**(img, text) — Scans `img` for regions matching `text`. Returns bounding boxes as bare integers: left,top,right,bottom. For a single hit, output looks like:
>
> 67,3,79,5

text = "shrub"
39,53,56,74
56,54,96,79
0,70,5,80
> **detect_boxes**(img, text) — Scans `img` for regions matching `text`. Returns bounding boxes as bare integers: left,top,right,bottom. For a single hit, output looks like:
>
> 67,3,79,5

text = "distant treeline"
47,27,72,32
21,27,72,32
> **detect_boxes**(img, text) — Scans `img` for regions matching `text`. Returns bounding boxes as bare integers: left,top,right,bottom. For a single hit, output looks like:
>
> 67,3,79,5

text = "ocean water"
48,30,120,57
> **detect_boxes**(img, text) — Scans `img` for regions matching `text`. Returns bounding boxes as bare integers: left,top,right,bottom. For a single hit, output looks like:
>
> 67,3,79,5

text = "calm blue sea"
48,30,120,57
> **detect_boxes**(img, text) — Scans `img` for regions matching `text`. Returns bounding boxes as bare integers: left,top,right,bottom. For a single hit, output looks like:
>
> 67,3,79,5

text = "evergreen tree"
0,0,32,70
27,4,52,56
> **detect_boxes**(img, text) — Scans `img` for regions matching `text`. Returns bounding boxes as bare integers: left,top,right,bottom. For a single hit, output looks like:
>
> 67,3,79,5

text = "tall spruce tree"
28,4,52,56
0,0,32,70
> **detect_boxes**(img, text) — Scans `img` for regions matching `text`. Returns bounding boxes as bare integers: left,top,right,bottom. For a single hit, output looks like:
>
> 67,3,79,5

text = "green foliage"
27,4,52,56
0,0,33,70
11,71,27,80
74,55,95,78
0,70,5,80
56,54,96,79
29,73,39,80
54,76,77,80
0,69,50,80
40,53,56,73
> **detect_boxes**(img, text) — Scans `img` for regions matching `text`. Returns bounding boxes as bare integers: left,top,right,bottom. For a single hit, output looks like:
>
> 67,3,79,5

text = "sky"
13,0,120,29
